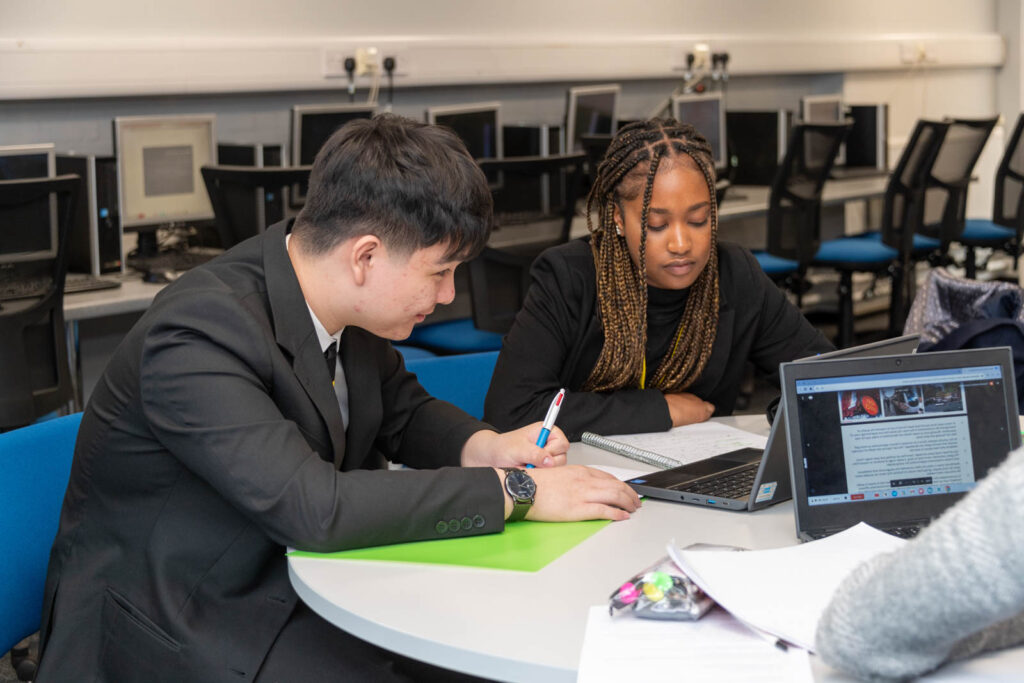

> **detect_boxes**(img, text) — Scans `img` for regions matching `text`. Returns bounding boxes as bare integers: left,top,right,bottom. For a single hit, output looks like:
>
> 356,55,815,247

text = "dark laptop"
626,335,921,511
780,347,1021,541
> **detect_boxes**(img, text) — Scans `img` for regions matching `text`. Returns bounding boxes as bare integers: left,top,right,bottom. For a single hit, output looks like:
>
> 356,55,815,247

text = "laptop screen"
782,348,1020,534
795,363,1005,507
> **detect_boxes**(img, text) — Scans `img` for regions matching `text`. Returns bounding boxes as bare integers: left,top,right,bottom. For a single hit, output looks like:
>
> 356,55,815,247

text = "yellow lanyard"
640,324,685,390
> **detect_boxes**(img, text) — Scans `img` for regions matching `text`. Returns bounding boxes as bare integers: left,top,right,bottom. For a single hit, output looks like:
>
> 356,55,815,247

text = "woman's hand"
664,392,714,427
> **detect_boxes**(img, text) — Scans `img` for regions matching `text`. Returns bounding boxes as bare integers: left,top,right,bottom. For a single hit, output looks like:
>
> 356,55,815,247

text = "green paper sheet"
288,519,611,572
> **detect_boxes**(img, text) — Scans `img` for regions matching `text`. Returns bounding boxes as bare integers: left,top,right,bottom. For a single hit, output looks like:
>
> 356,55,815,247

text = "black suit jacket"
484,238,834,440
37,221,503,682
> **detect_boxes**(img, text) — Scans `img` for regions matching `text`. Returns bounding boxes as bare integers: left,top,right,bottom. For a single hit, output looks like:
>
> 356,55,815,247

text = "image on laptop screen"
782,348,1020,540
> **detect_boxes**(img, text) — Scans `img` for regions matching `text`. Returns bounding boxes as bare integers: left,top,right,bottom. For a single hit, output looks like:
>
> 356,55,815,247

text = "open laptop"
780,346,1021,541
626,335,921,511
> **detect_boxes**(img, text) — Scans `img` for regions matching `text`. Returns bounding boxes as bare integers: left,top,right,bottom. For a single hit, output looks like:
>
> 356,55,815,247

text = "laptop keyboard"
679,466,758,499
0,273,122,302
807,524,922,541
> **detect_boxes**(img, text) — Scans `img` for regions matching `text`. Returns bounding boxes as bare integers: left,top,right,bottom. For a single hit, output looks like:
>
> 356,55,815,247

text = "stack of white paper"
668,523,906,651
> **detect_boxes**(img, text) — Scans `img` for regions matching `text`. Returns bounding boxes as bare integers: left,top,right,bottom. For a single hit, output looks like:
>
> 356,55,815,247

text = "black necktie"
324,341,337,382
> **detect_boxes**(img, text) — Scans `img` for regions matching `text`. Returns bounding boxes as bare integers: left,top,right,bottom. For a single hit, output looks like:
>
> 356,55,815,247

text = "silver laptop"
626,335,921,511
781,347,1021,541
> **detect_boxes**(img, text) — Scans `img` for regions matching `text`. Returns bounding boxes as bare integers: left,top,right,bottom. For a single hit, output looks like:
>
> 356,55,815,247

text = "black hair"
292,113,493,261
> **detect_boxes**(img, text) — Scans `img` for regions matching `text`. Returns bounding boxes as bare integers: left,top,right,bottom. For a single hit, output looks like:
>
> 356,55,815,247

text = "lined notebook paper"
581,421,769,470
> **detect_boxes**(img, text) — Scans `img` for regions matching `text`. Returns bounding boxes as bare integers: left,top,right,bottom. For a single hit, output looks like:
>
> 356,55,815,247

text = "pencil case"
607,555,714,621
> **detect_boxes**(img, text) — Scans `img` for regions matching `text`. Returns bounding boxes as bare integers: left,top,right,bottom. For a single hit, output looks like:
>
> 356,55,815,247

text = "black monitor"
290,104,377,166
725,110,793,186
0,144,57,266
114,114,217,257
426,102,502,159
565,84,619,153
672,93,727,169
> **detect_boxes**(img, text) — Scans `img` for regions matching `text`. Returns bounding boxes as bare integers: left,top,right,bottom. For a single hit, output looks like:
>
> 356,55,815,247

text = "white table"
288,414,1024,682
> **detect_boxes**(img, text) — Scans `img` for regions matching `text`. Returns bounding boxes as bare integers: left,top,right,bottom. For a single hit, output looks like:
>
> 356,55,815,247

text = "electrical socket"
692,43,711,71
899,41,930,65
322,49,350,79
355,46,380,76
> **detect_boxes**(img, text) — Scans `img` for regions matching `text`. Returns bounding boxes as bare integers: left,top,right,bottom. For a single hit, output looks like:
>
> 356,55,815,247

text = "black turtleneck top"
483,237,833,440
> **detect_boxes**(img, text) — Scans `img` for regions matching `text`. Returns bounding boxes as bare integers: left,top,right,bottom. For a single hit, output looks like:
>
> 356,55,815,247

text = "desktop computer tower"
56,154,124,275
726,110,793,186
845,104,889,171
216,143,287,231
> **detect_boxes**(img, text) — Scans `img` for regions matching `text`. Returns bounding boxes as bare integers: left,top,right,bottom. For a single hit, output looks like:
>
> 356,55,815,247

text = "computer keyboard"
680,466,758,499
0,273,122,302
127,248,221,275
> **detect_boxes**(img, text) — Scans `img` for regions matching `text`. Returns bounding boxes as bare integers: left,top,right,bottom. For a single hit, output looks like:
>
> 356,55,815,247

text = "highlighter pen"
530,388,567,467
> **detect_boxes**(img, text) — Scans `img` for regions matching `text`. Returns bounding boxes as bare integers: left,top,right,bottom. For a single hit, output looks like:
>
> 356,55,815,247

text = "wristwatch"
501,467,536,523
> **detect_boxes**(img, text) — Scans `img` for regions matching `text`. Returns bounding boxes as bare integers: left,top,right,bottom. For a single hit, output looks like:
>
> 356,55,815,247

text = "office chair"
753,122,851,302
0,412,82,681
813,119,950,347
200,165,312,248
406,154,586,352
958,113,1024,278
404,351,499,419
0,175,80,430
915,117,998,271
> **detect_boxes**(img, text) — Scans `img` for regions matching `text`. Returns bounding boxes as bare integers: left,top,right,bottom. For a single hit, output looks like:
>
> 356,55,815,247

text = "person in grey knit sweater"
815,446,1024,680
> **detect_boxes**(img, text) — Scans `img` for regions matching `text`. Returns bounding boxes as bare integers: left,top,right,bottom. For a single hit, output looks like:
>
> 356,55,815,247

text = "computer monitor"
725,110,793,186
565,84,620,153
426,102,503,159
802,94,847,165
290,104,377,166
114,114,217,256
672,93,727,169
0,144,57,265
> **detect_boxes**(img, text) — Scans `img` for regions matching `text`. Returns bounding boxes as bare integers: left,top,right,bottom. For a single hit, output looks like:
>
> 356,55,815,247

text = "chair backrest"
0,175,80,430
920,117,998,246
201,165,312,248
766,122,851,267
404,351,500,419
469,154,586,334
880,119,951,256
992,112,1024,235
0,412,82,654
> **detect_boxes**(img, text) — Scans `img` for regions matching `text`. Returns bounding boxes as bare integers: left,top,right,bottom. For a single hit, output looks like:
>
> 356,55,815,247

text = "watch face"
505,468,537,501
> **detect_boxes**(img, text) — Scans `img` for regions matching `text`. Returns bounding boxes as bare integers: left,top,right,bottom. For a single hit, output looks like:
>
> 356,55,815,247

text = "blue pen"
530,388,566,467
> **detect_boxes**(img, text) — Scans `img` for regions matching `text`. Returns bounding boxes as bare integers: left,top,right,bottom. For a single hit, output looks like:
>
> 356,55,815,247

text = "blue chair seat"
854,230,940,254
813,235,899,266
960,219,1015,243
405,351,500,419
752,250,799,276
404,318,503,354
393,345,437,360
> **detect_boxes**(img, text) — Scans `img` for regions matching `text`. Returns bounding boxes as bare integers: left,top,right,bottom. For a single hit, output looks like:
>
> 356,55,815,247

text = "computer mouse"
143,269,177,284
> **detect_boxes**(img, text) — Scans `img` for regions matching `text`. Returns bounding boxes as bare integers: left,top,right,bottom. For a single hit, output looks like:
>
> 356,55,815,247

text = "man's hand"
461,422,568,469
496,465,641,522
664,392,714,427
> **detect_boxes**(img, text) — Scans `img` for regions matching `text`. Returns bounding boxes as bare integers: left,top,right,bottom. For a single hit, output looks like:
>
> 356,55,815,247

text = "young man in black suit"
36,115,639,682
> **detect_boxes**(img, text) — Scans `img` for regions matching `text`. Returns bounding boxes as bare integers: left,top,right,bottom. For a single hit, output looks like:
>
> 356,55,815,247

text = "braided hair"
582,118,720,393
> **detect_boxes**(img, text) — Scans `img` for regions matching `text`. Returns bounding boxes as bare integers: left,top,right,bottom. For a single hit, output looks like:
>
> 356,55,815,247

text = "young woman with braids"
483,118,833,441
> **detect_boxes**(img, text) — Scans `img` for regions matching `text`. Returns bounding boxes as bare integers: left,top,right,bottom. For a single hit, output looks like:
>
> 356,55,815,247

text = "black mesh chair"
201,165,312,248
0,175,80,430
405,154,586,351
959,113,1024,278
813,120,950,347
752,122,851,302
916,117,998,270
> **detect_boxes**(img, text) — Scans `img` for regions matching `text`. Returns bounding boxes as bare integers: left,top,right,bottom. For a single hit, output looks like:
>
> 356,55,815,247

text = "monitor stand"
134,230,160,259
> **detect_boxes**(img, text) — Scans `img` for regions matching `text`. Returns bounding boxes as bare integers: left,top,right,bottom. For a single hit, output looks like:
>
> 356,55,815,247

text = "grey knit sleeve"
815,447,1024,681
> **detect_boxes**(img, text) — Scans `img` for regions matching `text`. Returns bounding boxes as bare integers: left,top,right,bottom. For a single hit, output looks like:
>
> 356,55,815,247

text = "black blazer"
484,238,833,440
37,221,503,682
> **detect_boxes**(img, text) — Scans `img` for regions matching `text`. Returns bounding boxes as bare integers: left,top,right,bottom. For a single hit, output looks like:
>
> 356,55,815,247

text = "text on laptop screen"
793,364,1007,507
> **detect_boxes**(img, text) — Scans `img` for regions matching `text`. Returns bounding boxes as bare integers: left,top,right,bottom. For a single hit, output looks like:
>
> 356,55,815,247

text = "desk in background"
288,414,1024,682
